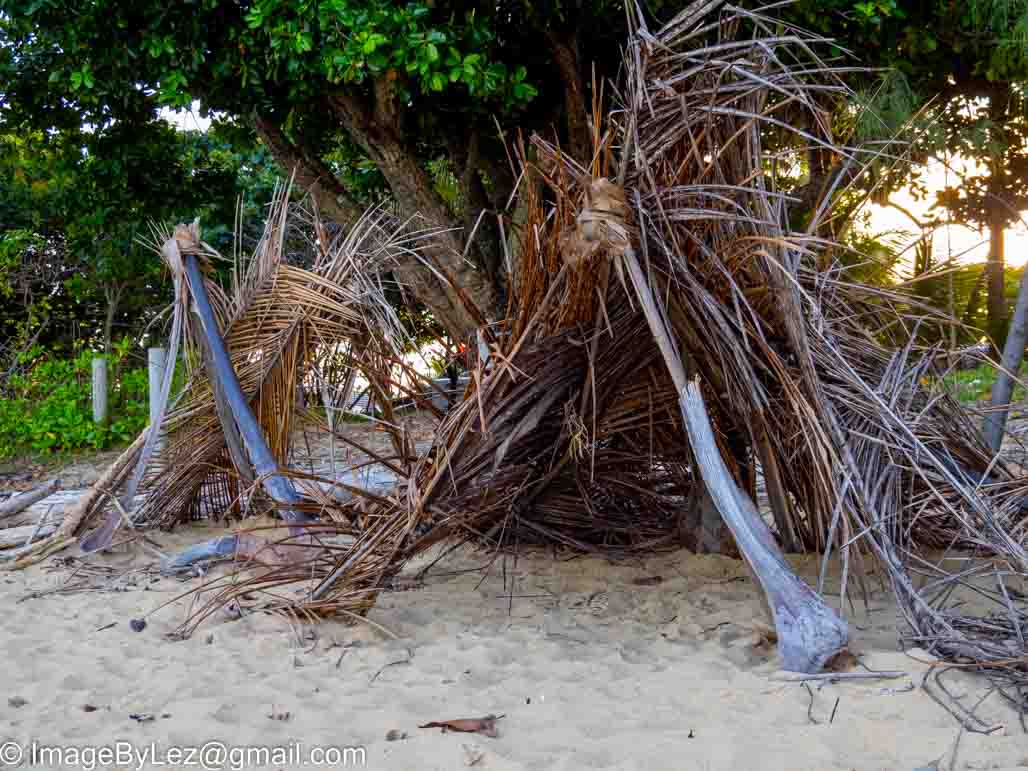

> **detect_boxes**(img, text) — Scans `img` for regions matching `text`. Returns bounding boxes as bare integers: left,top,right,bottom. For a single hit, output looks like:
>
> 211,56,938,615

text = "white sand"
2,525,1026,771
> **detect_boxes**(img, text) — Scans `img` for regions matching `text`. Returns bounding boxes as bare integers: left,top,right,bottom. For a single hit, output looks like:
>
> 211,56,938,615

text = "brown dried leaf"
419,714,503,738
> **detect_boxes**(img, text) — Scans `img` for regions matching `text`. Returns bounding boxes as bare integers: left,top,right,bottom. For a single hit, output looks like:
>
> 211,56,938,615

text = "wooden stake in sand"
92,358,108,425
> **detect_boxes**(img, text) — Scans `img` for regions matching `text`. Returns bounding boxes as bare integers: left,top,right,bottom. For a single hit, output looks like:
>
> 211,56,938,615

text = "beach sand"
2,523,1026,771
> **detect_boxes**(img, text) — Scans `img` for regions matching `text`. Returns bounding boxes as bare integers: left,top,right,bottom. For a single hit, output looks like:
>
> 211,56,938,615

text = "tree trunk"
253,114,364,227
962,267,986,328
984,263,1028,452
985,84,1011,356
547,29,592,164
328,84,500,339
986,193,1008,355
102,282,122,355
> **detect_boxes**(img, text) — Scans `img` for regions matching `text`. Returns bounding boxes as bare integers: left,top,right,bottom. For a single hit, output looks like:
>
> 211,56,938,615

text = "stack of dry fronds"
9,0,1023,706
271,1,1023,701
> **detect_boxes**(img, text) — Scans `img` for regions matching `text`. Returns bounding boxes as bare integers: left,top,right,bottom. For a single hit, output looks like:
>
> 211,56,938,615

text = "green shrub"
0,342,149,458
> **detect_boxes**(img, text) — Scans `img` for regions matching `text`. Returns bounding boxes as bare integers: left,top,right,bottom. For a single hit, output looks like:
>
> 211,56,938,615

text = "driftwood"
0,521,60,548
0,430,147,567
0,479,60,520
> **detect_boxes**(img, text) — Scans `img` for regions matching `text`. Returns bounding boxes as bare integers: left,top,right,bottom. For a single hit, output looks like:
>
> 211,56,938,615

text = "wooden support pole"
91,358,107,425
622,248,848,672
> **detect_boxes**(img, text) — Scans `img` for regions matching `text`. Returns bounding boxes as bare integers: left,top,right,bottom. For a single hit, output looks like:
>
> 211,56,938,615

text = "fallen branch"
621,247,849,673
771,671,907,683
0,430,146,568
0,521,59,548
0,479,60,521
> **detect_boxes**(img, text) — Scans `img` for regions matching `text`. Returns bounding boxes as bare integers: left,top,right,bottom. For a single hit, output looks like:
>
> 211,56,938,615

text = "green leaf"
430,72,445,91
426,43,439,63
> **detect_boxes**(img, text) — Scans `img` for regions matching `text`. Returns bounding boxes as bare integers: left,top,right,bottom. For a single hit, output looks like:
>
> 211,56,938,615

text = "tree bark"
986,190,1008,355
253,114,364,226
328,82,499,339
450,130,506,306
984,264,1028,452
547,29,592,164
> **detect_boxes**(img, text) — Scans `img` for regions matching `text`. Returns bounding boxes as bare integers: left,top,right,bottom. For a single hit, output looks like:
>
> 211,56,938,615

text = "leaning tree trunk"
984,263,1028,452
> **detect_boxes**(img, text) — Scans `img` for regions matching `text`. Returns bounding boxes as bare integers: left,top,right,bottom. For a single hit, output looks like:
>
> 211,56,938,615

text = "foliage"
0,120,279,357
0,341,149,458
783,1,1028,215
943,361,1028,402
0,0,543,122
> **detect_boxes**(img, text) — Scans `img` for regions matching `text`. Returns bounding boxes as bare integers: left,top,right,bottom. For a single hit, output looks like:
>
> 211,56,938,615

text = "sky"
160,104,212,134
863,157,1028,271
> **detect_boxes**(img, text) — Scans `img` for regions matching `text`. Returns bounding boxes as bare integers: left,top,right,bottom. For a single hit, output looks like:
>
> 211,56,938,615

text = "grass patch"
943,363,1028,403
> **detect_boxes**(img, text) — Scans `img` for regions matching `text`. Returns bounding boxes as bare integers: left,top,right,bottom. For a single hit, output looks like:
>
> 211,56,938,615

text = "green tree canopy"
0,117,277,359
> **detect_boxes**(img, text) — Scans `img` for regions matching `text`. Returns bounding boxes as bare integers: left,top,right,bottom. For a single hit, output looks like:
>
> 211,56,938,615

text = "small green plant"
0,341,149,458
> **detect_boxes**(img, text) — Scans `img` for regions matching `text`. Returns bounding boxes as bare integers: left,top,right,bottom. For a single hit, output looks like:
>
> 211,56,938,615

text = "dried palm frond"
271,0,1025,700
20,0,1019,704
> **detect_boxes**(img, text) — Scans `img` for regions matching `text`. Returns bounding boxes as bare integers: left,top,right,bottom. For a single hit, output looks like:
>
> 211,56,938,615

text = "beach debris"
631,576,663,586
803,683,820,725
5,0,1022,712
771,671,907,683
7,696,27,708
462,744,485,766
0,479,60,521
267,707,291,722
419,715,503,738
385,729,408,741
129,713,155,723
129,618,147,632
82,704,99,712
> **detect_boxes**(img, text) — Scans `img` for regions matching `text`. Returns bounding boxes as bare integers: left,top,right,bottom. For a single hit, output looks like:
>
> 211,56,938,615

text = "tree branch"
327,86,500,337
253,113,363,226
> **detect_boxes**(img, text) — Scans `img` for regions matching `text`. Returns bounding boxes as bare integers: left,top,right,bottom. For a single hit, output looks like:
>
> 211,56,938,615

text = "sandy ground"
2,529,1027,771
1,408,1026,771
